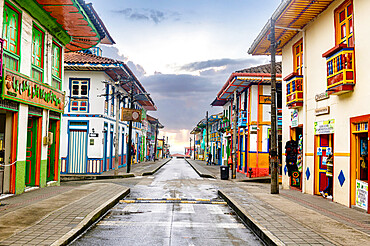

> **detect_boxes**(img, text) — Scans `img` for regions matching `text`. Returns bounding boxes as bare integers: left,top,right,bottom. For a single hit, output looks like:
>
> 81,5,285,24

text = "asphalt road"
71,158,263,246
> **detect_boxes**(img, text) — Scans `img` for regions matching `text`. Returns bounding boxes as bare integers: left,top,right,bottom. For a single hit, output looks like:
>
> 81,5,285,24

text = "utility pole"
232,91,237,179
193,133,196,160
269,18,279,194
114,89,120,176
126,82,134,173
206,111,209,159
189,137,192,158
153,123,158,162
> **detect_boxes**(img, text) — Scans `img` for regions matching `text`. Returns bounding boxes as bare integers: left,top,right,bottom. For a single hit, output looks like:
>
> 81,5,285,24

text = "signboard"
121,108,142,122
2,69,65,112
290,171,301,188
291,109,298,128
315,92,329,101
259,95,271,104
314,119,335,135
315,106,330,116
89,133,99,137
356,179,368,210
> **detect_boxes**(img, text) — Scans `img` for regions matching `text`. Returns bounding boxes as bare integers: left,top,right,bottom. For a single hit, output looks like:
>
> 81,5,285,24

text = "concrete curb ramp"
51,188,130,246
185,159,216,179
141,158,172,176
218,190,284,246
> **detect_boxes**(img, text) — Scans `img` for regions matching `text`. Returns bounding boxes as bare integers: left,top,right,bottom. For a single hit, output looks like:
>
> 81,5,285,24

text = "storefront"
350,115,369,213
0,69,64,194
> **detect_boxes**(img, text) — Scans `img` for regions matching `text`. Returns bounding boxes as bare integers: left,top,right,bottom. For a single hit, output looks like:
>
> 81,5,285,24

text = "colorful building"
146,114,163,161
211,63,282,177
249,0,370,212
61,51,156,174
0,0,108,195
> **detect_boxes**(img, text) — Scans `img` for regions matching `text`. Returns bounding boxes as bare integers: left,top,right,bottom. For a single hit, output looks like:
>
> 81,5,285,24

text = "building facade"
0,0,107,195
249,0,370,212
61,51,156,174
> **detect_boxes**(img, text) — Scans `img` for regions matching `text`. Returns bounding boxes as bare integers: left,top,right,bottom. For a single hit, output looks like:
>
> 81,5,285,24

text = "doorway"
26,117,41,186
47,120,59,182
315,134,334,195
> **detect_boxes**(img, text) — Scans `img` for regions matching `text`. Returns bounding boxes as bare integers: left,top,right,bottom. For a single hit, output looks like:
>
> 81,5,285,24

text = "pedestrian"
320,153,333,199
207,152,212,165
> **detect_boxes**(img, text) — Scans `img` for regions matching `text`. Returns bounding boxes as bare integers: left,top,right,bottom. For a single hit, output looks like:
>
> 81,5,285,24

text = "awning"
248,0,334,55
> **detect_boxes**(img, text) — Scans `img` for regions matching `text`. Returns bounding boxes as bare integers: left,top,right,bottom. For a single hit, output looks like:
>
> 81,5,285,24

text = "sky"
88,0,281,154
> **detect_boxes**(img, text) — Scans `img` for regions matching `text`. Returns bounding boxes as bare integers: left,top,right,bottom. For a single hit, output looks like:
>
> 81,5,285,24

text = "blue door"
244,134,248,173
67,121,88,174
239,136,243,171
121,128,125,167
103,123,108,172
109,124,114,169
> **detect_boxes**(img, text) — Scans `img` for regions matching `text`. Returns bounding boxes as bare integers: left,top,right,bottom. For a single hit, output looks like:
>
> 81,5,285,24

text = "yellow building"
249,0,369,213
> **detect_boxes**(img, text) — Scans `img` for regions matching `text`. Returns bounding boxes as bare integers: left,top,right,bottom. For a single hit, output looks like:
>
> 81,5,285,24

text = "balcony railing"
322,44,355,95
284,73,303,109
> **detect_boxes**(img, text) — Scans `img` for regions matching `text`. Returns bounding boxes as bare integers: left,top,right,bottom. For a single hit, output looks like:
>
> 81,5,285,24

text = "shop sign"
314,119,335,135
356,179,368,210
121,108,142,122
89,133,99,137
315,92,329,101
290,171,301,187
2,69,65,112
259,95,271,104
315,106,330,116
291,109,298,127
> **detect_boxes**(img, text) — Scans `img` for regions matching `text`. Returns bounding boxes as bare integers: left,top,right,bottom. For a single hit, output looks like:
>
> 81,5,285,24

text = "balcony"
284,73,303,109
322,44,355,95
237,111,247,127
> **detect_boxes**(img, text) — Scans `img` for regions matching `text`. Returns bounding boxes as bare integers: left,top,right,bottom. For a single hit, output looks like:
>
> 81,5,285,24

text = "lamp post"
193,132,196,160
126,81,134,173
189,137,192,158
206,111,209,159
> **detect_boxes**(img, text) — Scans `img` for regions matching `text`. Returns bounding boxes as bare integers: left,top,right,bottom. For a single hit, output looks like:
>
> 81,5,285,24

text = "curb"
51,188,130,246
218,190,284,246
141,158,172,176
185,159,216,179
60,174,135,182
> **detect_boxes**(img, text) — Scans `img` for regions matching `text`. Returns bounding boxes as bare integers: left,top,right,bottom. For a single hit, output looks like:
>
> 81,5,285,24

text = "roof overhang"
248,0,334,55
214,72,282,103
18,0,105,52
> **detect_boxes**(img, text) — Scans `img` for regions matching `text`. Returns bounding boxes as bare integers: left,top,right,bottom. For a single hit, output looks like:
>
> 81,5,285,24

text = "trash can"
220,165,229,180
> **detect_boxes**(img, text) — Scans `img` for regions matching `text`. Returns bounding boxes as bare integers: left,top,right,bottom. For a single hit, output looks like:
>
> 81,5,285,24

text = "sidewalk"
187,159,370,246
60,158,171,181
0,159,170,245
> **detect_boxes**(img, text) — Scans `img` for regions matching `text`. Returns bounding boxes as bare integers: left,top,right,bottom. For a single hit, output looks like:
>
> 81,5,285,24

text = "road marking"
178,204,195,213
97,221,245,229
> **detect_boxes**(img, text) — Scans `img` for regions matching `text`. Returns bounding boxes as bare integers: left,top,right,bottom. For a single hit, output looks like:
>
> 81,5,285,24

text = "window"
105,84,109,115
31,25,44,82
335,0,354,47
293,39,303,75
2,2,21,71
52,41,62,89
70,79,89,113
111,87,115,117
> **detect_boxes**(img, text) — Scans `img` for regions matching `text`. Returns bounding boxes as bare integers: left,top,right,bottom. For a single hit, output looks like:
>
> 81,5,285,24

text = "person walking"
207,152,212,165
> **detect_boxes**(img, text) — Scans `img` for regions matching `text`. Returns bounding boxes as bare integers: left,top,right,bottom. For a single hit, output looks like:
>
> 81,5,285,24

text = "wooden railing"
322,44,355,95
284,73,303,108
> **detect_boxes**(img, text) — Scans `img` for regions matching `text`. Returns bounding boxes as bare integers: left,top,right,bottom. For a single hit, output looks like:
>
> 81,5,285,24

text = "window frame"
69,78,90,113
292,39,303,75
2,0,22,72
334,0,354,47
31,23,45,82
51,39,62,89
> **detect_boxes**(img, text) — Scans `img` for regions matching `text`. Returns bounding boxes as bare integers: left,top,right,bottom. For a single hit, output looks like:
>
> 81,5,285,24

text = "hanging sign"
314,119,335,135
2,69,65,112
356,179,368,210
121,108,142,122
291,109,298,128
259,95,271,104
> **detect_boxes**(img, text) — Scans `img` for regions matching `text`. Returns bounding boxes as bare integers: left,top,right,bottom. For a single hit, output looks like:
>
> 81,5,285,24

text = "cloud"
113,8,180,24
179,58,266,73
126,61,146,78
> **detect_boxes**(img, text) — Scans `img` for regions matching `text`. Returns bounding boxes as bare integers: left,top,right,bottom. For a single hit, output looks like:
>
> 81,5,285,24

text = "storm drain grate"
120,198,227,205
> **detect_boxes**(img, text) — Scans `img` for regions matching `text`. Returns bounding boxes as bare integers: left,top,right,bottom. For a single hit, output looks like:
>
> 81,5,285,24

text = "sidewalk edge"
185,159,216,179
51,187,130,246
218,190,284,246
141,158,172,176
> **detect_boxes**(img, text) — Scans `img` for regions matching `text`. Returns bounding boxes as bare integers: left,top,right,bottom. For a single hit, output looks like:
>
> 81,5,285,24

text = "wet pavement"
71,158,263,246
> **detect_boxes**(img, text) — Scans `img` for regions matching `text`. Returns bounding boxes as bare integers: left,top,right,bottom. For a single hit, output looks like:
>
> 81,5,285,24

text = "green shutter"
2,4,19,55
32,26,43,68
52,43,61,78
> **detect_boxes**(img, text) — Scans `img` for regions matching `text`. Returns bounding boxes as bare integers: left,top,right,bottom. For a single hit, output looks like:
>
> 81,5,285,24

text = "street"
71,158,263,246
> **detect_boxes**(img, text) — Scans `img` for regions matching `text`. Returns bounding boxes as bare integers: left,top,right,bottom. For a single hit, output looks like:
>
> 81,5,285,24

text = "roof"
248,0,334,55
212,62,282,106
16,0,111,52
147,115,164,128
65,52,157,111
